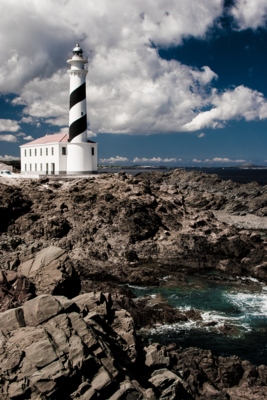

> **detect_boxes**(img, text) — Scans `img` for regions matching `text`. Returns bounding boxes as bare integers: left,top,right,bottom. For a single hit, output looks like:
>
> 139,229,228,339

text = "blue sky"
0,0,267,166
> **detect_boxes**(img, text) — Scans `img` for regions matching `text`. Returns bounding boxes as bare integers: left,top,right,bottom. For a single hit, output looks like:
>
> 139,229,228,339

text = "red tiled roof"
20,133,69,146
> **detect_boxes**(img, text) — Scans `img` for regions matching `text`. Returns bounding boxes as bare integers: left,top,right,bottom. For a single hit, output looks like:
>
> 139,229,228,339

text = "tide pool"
130,276,267,365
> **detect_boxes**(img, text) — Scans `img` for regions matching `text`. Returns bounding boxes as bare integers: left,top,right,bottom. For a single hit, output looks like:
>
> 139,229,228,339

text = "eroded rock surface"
0,270,35,312
18,245,81,298
1,170,267,285
1,170,267,398
1,294,266,400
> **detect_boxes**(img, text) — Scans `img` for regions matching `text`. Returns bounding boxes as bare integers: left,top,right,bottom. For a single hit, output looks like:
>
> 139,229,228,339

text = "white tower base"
66,142,97,174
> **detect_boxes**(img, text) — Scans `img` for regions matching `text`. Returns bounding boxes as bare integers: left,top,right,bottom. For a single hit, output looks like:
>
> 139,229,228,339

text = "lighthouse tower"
66,43,97,174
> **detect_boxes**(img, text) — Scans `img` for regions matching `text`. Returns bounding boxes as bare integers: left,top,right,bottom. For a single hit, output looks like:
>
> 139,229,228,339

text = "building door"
46,163,49,175
51,163,55,175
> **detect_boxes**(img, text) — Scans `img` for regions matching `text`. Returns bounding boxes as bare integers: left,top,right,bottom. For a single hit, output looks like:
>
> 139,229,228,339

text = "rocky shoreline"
1,169,267,398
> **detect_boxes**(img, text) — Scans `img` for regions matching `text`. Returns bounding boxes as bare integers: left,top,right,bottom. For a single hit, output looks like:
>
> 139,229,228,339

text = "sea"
100,167,267,186
130,276,267,366
119,167,267,365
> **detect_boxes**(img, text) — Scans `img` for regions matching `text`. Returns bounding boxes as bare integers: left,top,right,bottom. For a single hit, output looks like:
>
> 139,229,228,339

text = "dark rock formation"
0,294,267,400
18,245,81,298
0,270,35,312
1,170,267,398
1,170,267,284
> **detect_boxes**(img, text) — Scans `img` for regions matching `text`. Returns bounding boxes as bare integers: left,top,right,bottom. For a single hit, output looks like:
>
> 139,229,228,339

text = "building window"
24,149,27,157
62,147,66,155
46,148,48,156
40,163,42,171
29,164,32,171
29,149,32,156
35,163,37,171
91,147,94,156
40,148,42,156
35,149,37,156
25,164,27,171
51,147,54,155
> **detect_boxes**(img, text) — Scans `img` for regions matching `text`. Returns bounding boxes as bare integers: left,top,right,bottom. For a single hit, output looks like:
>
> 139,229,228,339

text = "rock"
18,246,80,298
0,270,35,311
1,171,266,284
0,307,25,330
145,343,170,368
0,293,145,400
0,293,267,399
72,291,112,317
22,294,63,326
149,368,184,398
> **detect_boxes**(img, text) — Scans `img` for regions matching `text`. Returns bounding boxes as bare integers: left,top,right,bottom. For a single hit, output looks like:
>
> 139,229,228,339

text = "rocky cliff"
1,169,267,398
1,170,267,282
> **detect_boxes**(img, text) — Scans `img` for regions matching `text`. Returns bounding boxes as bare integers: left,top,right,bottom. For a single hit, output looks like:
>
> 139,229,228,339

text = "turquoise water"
130,277,267,365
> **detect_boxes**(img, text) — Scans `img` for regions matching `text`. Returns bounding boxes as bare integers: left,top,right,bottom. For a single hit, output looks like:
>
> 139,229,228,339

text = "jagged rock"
0,270,35,311
0,293,145,400
1,170,266,284
0,293,267,399
18,246,80,298
145,343,170,368
149,368,184,399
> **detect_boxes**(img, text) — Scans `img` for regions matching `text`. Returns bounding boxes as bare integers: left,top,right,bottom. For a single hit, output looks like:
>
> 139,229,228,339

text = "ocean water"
131,277,267,365
100,167,267,186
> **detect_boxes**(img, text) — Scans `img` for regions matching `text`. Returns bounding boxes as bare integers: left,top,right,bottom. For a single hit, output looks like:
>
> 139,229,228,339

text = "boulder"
145,343,170,368
0,270,35,311
18,246,80,298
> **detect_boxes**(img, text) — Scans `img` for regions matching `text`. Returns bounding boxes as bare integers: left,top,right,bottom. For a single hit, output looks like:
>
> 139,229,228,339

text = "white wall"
20,142,96,175
66,142,97,174
20,144,67,175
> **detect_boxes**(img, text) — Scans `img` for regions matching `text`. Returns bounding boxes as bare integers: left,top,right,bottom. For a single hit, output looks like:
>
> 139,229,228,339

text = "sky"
0,0,267,167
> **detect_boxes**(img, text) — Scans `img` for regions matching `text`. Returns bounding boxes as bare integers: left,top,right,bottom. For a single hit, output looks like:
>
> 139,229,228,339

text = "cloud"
198,133,206,138
100,156,129,163
16,132,25,137
0,155,20,161
133,157,179,163
193,157,246,164
0,119,20,133
0,134,17,142
230,0,267,29
87,130,97,138
20,116,41,127
183,86,267,131
0,0,266,138
23,135,34,141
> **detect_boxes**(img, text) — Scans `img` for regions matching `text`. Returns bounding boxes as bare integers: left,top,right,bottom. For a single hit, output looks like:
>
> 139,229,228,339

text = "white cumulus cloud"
133,157,178,163
230,0,267,29
100,156,129,163
23,135,34,141
0,134,18,142
0,155,20,161
193,157,246,164
0,119,20,133
0,0,266,137
183,86,267,131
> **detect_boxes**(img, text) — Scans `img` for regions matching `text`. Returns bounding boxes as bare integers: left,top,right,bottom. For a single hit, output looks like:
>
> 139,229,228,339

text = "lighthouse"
68,43,88,142
66,42,98,174
20,43,97,176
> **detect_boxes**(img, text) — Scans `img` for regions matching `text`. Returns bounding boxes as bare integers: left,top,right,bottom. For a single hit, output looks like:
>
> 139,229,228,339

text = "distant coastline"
99,165,267,185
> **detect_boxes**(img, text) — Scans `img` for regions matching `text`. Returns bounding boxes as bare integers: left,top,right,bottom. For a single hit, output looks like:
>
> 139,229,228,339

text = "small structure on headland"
20,43,97,175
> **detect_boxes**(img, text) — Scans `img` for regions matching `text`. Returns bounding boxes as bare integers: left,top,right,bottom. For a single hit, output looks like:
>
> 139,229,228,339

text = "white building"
20,43,98,175
20,133,97,175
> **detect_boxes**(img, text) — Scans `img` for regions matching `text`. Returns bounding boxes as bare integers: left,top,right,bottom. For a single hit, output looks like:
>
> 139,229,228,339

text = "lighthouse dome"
73,43,83,56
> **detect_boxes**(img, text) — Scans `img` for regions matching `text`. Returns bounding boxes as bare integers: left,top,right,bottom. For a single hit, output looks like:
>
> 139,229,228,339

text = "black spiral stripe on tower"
69,114,87,142
69,81,87,142
69,82,86,109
